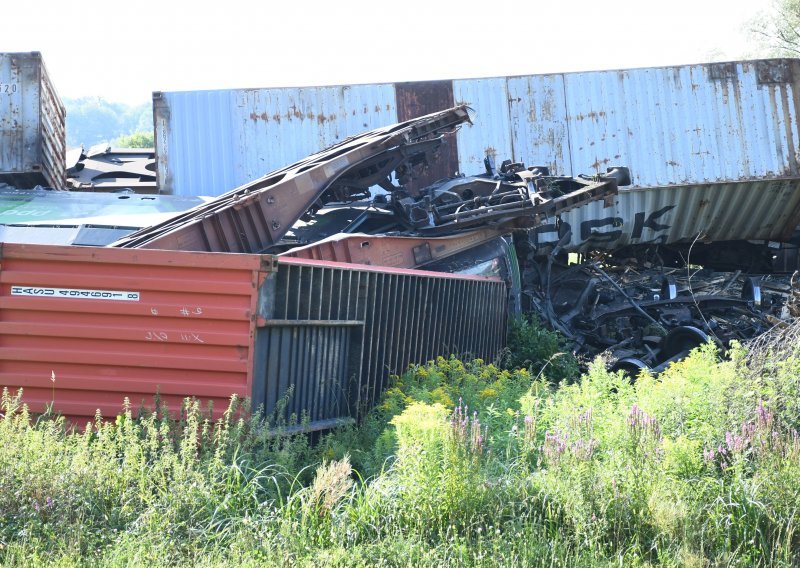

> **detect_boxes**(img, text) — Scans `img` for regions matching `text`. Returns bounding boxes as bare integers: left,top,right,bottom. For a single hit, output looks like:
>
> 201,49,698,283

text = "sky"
3,0,775,105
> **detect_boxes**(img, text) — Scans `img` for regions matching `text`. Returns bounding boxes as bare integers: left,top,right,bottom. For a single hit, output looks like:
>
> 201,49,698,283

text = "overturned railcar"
0,243,506,426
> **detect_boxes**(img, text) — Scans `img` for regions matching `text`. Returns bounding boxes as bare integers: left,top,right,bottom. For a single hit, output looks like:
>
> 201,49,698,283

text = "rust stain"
272,113,281,123
590,158,610,170
317,114,327,125
306,111,315,120
363,106,368,114
666,160,680,167
386,104,391,111
699,199,710,208
374,105,381,112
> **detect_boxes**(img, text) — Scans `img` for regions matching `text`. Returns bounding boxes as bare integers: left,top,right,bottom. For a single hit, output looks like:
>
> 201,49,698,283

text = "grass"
1,318,799,566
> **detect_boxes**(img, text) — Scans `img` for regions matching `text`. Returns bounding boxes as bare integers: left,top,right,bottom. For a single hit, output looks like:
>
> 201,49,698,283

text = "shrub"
502,315,580,383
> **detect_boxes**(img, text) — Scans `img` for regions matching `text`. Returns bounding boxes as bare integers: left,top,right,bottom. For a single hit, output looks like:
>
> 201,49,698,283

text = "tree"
752,0,800,56
115,131,155,148
63,97,152,149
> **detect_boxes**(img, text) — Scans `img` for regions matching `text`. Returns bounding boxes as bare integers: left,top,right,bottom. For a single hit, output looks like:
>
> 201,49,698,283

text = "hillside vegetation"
0,319,798,566
63,98,152,149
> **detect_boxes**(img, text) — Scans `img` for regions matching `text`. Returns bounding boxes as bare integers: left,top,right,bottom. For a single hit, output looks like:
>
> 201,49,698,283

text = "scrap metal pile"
111,105,797,374
520,250,796,374
111,106,626,254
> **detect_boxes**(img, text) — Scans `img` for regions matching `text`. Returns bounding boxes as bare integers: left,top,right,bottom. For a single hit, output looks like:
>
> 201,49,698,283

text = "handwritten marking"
144,331,168,341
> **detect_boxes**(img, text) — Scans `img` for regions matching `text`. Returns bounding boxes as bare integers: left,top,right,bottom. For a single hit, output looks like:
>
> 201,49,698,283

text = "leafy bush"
502,315,580,383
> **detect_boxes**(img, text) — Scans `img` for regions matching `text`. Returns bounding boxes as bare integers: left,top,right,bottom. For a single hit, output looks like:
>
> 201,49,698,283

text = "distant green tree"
115,131,155,148
751,0,800,56
63,97,152,149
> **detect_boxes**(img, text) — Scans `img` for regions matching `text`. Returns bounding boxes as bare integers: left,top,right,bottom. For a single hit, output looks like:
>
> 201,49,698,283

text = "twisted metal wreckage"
113,105,800,375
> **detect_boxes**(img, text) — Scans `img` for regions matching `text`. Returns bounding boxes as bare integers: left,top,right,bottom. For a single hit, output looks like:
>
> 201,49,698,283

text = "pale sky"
4,0,774,105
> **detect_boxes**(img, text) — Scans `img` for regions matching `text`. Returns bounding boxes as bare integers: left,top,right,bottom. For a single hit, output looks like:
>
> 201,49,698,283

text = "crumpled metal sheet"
112,106,473,252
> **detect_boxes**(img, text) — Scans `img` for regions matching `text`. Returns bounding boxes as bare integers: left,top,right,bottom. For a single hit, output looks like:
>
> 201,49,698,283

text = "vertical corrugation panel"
0,53,65,189
0,244,268,422
156,84,398,197
453,78,514,173
155,59,800,197
563,60,800,187
258,259,506,424
395,81,458,191
154,90,239,198
36,54,65,189
507,74,572,176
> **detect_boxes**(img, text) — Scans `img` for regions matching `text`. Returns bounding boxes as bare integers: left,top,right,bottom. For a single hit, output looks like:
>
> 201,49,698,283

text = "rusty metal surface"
154,85,399,196
395,81,458,191
507,74,572,177
113,107,472,252
0,243,272,422
256,257,507,422
282,228,506,268
562,60,800,186
0,53,65,189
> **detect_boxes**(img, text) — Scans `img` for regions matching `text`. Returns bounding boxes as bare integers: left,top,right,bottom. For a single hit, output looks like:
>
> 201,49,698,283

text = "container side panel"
256,259,506,427
563,61,800,187
0,55,25,176
37,55,66,188
453,78,513,174
157,85,398,197
0,244,264,421
507,74,572,176
553,180,800,252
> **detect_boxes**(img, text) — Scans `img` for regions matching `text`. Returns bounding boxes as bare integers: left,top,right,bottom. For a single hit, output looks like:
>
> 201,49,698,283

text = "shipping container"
154,59,800,197
0,53,65,189
0,243,506,426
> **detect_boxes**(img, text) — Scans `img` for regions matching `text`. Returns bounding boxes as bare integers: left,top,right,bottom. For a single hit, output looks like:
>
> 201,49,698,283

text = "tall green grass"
1,319,799,566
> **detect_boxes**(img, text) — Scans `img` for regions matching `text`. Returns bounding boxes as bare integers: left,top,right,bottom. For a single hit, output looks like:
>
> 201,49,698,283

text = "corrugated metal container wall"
155,85,399,196
453,78,513,172
257,258,507,425
0,244,270,422
548,180,800,252
155,59,800,197
0,53,65,189
562,60,800,186
0,244,507,427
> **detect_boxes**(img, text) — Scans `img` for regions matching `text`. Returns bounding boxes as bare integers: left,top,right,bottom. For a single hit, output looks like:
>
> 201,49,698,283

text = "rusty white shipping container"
153,59,800,250
154,59,799,195
0,243,506,426
0,53,65,189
